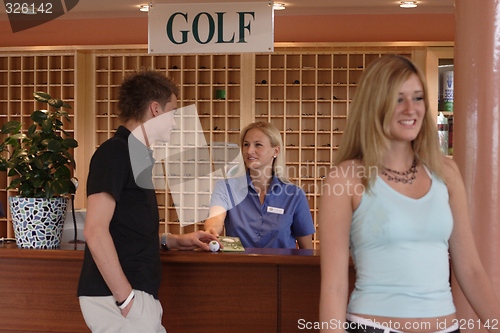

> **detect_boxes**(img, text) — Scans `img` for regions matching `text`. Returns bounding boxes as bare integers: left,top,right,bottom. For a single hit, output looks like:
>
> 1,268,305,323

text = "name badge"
267,206,284,215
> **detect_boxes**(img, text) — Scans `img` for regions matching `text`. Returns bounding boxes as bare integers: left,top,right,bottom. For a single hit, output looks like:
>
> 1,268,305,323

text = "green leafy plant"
0,92,78,198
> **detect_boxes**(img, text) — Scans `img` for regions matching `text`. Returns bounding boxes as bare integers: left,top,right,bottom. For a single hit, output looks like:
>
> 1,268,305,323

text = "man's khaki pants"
79,290,166,333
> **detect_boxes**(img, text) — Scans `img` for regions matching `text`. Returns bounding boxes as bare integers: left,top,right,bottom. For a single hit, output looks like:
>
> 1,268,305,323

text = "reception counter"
0,244,354,333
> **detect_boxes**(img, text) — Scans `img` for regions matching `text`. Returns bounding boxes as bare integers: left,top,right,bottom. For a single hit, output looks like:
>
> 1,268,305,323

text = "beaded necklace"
380,158,417,184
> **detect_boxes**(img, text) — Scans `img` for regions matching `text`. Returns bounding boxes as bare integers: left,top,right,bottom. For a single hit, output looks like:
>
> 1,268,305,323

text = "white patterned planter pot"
9,197,68,249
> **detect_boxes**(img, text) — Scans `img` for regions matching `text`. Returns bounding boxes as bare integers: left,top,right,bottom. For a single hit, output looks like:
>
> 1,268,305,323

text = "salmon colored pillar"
452,1,500,332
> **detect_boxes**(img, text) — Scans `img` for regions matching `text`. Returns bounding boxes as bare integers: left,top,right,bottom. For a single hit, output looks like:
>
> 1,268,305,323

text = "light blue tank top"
347,171,456,318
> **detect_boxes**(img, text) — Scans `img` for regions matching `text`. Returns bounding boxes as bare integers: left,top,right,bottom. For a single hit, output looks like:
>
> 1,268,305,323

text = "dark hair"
117,70,179,123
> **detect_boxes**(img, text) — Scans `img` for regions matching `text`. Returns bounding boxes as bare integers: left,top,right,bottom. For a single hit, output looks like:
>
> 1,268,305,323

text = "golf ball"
209,240,220,252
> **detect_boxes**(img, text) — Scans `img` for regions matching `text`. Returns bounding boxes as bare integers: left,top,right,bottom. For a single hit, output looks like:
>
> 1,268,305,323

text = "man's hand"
170,231,219,251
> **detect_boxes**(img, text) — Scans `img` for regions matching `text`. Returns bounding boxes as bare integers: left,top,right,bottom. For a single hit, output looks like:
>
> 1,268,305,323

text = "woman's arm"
446,157,500,331
319,162,358,333
293,188,315,249
83,192,134,317
297,235,313,249
204,205,227,236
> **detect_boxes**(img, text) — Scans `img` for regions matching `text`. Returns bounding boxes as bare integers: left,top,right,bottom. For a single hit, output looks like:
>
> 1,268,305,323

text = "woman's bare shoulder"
441,156,462,185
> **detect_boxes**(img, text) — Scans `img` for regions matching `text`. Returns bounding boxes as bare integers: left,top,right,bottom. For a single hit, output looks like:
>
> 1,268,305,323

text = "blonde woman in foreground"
319,55,500,333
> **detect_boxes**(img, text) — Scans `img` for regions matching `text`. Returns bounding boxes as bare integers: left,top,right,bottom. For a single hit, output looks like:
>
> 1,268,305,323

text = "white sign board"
148,2,274,54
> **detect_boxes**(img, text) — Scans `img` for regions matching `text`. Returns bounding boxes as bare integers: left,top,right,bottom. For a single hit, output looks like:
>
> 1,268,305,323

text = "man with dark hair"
77,70,217,333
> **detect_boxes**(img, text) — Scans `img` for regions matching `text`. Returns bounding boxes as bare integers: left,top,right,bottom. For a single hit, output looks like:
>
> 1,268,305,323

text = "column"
452,1,500,332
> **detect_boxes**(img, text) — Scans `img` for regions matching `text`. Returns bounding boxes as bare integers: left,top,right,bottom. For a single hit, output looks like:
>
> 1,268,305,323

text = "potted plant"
0,92,78,249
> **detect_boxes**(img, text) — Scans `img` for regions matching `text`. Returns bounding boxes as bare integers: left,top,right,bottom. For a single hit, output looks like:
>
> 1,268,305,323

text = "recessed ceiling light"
273,3,286,11
400,1,417,8
139,5,149,12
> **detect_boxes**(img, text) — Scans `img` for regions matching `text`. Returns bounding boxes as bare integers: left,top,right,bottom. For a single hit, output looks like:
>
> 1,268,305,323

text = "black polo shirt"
77,126,161,299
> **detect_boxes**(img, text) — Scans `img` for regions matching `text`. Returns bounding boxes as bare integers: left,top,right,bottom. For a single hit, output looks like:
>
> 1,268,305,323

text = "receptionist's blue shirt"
209,173,315,248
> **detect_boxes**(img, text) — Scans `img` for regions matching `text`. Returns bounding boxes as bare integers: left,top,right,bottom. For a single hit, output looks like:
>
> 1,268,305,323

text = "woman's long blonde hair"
334,55,444,190
238,121,290,183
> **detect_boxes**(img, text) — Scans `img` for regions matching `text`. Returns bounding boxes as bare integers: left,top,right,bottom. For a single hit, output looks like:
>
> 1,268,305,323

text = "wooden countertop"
0,242,320,265
161,247,320,264
0,243,334,333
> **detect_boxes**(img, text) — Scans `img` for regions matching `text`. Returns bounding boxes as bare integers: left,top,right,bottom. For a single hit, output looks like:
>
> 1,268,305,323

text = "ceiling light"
139,5,149,12
400,1,417,8
273,3,286,11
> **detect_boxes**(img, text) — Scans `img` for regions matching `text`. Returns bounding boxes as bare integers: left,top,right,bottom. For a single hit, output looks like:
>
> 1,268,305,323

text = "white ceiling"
1,0,455,22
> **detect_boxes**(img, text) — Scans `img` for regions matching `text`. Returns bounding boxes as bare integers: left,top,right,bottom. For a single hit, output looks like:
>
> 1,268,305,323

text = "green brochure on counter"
218,236,245,252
